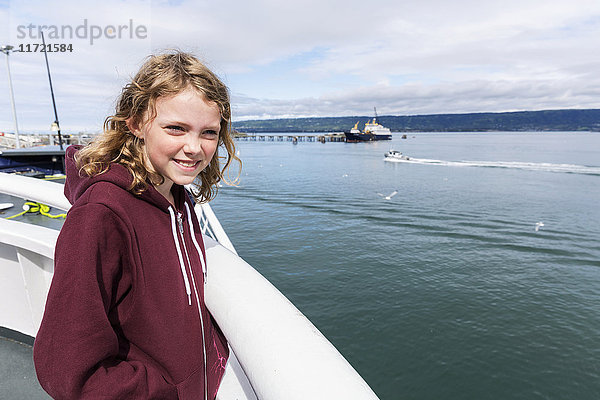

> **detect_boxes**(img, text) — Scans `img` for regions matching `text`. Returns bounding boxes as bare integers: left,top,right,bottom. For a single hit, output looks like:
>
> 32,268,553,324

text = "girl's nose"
183,136,202,155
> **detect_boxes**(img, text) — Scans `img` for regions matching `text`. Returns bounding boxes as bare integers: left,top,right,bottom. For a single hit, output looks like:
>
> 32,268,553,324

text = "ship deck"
0,328,50,399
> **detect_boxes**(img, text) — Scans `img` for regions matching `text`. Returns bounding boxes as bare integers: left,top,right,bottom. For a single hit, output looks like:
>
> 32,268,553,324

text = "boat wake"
385,157,600,175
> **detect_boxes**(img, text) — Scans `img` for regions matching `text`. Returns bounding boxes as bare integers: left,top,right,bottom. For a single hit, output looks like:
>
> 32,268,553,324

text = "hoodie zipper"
177,212,184,235
177,211,209,400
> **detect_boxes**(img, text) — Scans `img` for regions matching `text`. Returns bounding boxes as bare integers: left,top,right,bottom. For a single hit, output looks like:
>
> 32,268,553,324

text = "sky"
0,0,599,132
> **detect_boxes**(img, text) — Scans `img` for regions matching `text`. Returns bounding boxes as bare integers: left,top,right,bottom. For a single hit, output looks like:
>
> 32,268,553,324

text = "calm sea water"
210,132,600,400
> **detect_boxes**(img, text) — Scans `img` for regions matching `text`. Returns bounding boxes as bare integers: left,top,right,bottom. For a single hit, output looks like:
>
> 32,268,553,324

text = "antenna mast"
40,30,63,150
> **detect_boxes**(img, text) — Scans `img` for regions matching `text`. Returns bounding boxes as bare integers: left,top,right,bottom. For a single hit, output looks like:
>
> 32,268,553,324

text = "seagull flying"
377,190,398,200
535,222,545,232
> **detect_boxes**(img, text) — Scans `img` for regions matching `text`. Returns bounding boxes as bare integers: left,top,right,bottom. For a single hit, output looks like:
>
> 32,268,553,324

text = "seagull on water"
378,190,398,200
535,222,545,232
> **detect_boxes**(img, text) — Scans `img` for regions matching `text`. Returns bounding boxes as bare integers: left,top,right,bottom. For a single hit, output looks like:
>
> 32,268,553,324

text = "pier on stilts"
235,133,347,143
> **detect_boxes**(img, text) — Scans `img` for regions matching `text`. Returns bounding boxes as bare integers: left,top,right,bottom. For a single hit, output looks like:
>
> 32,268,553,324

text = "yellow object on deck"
5,201,66,220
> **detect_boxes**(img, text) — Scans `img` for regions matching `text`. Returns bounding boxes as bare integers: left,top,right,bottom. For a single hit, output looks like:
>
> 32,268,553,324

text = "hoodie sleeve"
34,203,178,399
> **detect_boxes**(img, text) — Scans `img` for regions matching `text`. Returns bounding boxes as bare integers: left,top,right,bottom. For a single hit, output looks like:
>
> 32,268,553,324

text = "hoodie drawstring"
184,202,207,284
178,203,210,400
168,206,192,306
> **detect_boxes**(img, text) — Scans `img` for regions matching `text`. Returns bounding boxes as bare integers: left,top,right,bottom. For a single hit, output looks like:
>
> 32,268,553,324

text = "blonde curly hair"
76,51,239,203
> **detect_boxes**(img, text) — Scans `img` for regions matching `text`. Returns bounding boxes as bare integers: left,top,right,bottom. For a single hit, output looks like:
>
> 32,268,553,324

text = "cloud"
0,0,599,131
299,2,600,82
233,77,600,120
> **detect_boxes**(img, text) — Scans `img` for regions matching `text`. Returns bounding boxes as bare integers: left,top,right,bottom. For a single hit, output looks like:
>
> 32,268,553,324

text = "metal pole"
40,31,63,150
1,46,20,148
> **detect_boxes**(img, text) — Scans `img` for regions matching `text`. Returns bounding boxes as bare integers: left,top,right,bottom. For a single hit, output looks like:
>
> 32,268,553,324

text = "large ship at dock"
344,109,392,142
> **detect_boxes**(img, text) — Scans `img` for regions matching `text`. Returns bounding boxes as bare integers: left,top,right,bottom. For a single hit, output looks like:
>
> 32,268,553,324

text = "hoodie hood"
64,145,177,212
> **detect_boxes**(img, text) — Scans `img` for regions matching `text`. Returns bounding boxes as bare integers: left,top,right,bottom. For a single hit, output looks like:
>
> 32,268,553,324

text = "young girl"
34,51,238,399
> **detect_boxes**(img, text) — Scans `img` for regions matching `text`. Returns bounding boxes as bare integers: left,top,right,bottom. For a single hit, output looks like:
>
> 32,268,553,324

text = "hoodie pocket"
176,366,205,400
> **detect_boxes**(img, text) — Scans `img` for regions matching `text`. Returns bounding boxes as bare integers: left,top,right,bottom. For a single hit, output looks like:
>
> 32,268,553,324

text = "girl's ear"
126,117,144,139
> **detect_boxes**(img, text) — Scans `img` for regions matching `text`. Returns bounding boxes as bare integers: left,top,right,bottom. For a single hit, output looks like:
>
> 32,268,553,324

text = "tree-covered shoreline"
233,109,600,133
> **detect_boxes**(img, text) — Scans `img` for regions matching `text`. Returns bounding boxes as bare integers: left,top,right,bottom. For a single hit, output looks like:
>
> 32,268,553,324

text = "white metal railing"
0,172,380,399
203,236,380,399
0,173,71,211
0,132,96,148
0,218,57,337
195,202,237,255
0,173,236,254
0,215,380,399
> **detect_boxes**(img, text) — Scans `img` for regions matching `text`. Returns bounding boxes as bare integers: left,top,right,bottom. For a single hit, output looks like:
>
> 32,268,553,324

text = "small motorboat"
384,150,410,162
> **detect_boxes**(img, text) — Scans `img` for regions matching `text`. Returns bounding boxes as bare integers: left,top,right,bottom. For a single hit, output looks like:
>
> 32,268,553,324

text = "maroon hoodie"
34,146,229,399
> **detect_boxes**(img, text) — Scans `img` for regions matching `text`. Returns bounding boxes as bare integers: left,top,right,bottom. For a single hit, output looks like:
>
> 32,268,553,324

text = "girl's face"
129,88,221,201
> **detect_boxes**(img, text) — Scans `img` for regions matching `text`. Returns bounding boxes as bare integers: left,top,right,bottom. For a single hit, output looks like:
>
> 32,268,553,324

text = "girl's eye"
166,125,184,132
203,130,218,137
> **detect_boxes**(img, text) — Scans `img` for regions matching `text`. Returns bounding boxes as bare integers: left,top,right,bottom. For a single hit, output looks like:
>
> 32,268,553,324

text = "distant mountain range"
233,109,600,133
